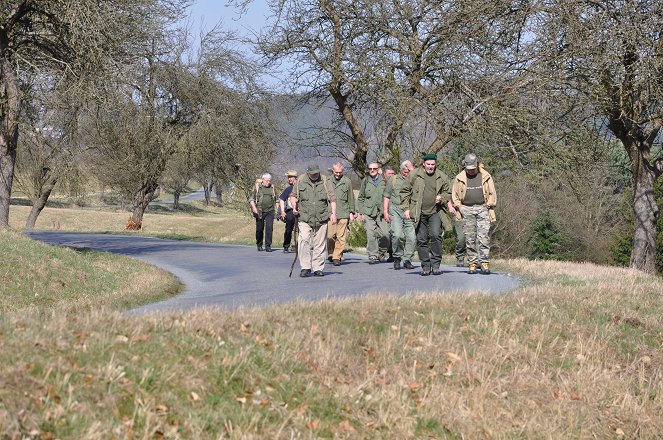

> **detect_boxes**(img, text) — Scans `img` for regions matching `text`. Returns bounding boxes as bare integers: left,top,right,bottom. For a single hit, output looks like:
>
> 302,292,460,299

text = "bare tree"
14,76,83,228
0,0,189,228
531,0,663,273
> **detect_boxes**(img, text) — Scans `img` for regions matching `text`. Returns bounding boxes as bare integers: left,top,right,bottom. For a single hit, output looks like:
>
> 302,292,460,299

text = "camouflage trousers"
461,205,490,264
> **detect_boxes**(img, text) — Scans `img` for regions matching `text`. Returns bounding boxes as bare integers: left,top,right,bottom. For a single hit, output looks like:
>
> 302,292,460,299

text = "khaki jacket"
451,165,497,222
399,168,452,229
291,175,336,227
358,176,386,218
330,175,356,219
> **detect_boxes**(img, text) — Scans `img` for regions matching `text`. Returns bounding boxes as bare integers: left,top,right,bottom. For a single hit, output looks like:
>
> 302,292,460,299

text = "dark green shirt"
463,172,485,206
421,172,437,215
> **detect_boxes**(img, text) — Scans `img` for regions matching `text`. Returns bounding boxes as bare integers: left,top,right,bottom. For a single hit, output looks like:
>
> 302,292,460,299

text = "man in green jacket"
400,154,452,276
249,173,277,252
358,162,390,264
327,162,356,266
289,163,337,277
384,160,416,270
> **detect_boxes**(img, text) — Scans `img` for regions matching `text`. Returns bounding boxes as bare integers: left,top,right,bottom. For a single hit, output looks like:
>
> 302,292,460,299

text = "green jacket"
330,175,356,219
291,175,335,227
358,176,386,218
384,174,407,213
400,168,452,230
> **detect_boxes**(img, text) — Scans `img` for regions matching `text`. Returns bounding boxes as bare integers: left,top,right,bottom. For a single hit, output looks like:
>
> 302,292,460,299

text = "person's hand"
404,210,411,220
360,214,366,222
447,200,456,214
280,211,286,220
435,195,442,204
384,212,391,223
330,212,338,224
251,207,258,215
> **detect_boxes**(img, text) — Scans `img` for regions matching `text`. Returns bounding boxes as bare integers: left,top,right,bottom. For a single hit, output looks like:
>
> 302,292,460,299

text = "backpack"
252,178,276,208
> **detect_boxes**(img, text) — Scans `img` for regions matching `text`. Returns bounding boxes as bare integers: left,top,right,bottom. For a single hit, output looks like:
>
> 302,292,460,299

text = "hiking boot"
368,257,379,265
300,269,311,277
393,258,401,270
313,270,324,277
257,245,263,252
420,267,431,276
328,255,333,262
387,254,394,263
265,246,272,252
332,259,341,266
456,259,465,267
283,246,289,253
432,266,442,276
468,262,478,274
480,262,491,275
403,260,415,269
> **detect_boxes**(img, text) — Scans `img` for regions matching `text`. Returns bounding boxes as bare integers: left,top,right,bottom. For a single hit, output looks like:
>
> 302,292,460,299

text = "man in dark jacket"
400,154,452,276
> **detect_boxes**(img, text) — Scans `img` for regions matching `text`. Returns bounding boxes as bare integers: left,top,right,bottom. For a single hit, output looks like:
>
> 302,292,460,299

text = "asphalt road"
29,231,520,315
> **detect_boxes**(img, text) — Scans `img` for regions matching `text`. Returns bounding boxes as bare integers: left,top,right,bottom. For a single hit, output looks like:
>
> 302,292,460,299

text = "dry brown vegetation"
9,203,284,245
2,238,662,438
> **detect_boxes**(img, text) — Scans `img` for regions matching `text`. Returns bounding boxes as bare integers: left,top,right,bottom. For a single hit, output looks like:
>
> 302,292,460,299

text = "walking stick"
289,220,299,277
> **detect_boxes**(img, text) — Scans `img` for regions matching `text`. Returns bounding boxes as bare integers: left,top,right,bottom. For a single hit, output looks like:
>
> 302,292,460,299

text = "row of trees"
1,0,274,231
241,0,663,274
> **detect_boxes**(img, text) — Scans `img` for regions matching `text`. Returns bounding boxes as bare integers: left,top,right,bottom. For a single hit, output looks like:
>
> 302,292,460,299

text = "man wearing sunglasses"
358,162,390,264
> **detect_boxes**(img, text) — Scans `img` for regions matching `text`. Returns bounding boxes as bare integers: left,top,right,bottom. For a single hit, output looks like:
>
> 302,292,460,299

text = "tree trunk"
0,58,21,228
630,148,659,273
127,181,159,230
172,189,180,210
25,172,58,229
215,185,223,206
203,179,213,206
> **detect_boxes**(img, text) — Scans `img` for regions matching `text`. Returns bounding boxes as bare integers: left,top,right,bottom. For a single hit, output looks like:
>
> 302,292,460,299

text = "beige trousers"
327,218,349,261
298,222,328,271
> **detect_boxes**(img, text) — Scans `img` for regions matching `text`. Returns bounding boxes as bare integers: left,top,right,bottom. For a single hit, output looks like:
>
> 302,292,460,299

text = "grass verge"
1,221,662,438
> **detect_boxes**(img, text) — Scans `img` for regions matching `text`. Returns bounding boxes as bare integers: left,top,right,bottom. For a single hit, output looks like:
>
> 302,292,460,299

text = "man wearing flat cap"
289,163,337,277
278,170,298,253
400,153,452,276
452,153,496,274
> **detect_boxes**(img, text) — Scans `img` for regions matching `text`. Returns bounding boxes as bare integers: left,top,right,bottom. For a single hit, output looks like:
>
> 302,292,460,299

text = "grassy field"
2,203,662,438
9,202,285,245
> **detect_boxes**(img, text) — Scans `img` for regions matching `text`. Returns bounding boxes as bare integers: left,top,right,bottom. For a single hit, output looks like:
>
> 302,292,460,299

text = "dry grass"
3,203,661,438
1,247,661,438
9,204,285,245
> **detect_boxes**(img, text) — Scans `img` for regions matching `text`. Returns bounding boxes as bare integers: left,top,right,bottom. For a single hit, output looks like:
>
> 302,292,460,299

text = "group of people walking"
249,153,497,277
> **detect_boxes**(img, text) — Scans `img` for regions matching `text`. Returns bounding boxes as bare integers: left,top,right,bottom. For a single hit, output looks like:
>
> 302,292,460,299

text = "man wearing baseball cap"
451,153,497,274
289,163,337,277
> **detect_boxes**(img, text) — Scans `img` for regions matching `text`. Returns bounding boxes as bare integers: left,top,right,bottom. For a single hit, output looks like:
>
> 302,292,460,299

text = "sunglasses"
368,167,379,170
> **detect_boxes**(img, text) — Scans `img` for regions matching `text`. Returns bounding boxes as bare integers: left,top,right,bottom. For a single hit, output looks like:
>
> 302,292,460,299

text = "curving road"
29,231,520,315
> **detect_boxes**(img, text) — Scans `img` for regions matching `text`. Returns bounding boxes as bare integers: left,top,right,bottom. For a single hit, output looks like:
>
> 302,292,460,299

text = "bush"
347,221,367,248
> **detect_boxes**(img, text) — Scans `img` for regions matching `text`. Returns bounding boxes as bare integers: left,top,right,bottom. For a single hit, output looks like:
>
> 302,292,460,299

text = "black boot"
393,258,401,270
257,245,263,252
283,246,289,253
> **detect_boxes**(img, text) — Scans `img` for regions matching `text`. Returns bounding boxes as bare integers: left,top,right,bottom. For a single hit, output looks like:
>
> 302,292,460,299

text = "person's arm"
249,190,259,215
400,173,413,220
